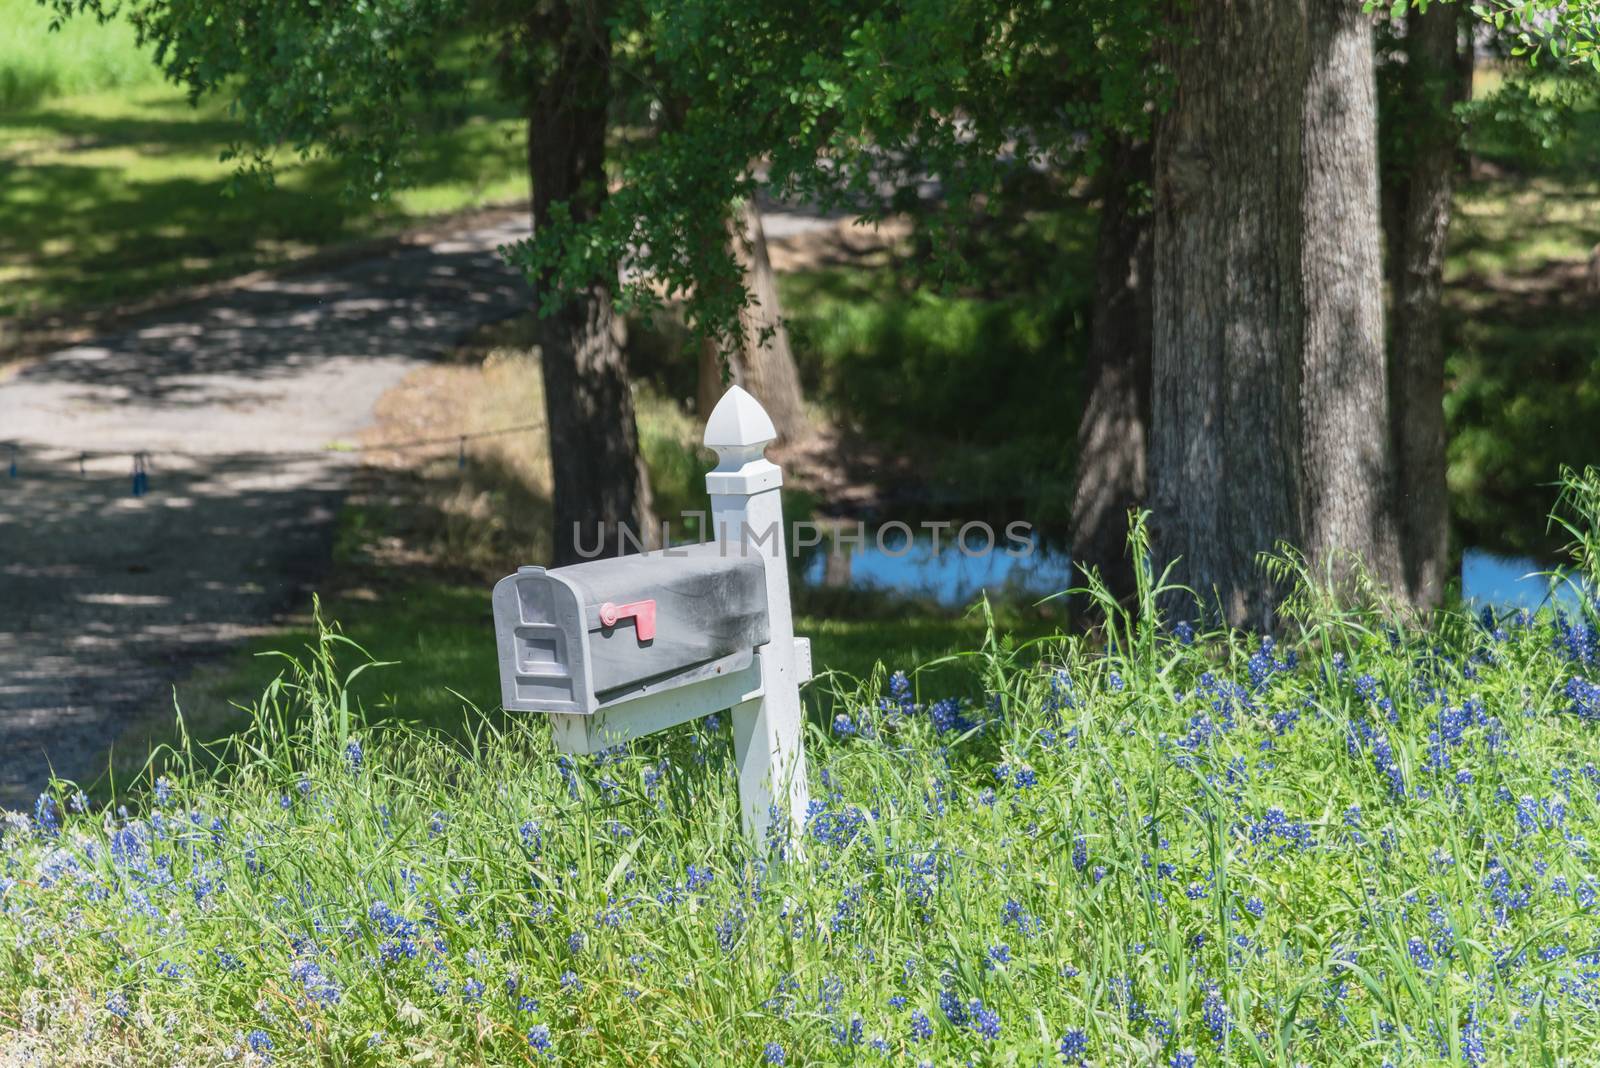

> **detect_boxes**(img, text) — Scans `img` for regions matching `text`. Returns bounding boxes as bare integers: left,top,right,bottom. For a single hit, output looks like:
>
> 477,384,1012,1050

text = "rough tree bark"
1386,2,1461,608
1151,0,1309,630
1300,0,1405,593
1070,138,1152,606
528,1,655,565
697,199,809,443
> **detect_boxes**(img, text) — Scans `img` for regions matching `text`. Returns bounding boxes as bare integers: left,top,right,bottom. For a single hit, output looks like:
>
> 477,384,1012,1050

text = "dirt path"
0,203,891,808
0,217,531,806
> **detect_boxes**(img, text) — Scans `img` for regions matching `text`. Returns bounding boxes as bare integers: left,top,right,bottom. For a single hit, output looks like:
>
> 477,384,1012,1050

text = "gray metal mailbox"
493,542,770,716
489,386,812,852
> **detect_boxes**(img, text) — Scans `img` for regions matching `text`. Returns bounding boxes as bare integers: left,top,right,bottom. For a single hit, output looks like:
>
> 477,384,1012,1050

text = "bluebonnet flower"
247,1030,273,1058
463,977,485,1001
1565,676,1600,720
938,989,967,1027
1244,896,1266,919
32,793,59,837
809,804,868,849
154,776,173,806
1046,669,1078,713
889,670,913,708
1173,621,1196,646
1245,807,1315,854
832,714,856,737
718,904,747,949
556,755,580,799
1462,1001,1486,1066
343,739,363,772
109,823,146,867
1556,616,1597,664
289,958,341,1006
987,943,1012,967
763,1042,786,1065
527,1024,552,1053
1013,765,1038,789
106,991,129,1019
1268,702,1302,734
929,698,969,734
560,970,582,993
830,1015,865,1046
1249,637,1293,689
909,1009,933,1042
1002,899,1042,937
1407,937,1434,970
1202,983,1231,1047
1059,1028,1089,1064
969,999,1001,1040
815,974,845,1015
1170,1051,1197,1068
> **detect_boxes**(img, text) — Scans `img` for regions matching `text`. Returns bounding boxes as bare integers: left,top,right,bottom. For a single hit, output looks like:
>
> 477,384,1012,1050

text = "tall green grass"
8,479,1600,1065
0,1,163,110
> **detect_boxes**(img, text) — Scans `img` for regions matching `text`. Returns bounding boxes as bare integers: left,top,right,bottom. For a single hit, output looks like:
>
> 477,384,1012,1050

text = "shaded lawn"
776,204,1096,529
1445,73,1600,561
1,84,527,319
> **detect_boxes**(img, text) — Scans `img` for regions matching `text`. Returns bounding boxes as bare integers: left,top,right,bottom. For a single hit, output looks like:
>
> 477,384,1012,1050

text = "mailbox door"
493,567,593,715
555,543,770,703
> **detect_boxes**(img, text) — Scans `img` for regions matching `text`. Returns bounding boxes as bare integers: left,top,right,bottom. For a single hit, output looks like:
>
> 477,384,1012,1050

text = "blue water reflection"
1460,549,1578,610
800,529,1075,607
798,529,1583,611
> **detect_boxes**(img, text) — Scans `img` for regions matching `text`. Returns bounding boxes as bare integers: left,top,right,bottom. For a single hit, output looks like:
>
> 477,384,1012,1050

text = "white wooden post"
704,386,811,851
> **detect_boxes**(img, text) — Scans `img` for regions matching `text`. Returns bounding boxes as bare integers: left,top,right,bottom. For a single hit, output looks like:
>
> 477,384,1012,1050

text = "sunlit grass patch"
0,82,526,319
0,0,162,110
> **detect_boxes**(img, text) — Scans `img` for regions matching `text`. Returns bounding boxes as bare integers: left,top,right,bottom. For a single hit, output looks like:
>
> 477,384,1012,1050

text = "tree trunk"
1151,0,1309,630
1387,3,1460,607
698,200,809,442
528,1,655,565
1070,138,1152,606
1300,0,1404,593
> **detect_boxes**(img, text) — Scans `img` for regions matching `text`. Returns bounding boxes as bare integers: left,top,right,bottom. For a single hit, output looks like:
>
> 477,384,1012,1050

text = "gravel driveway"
0,218,530,807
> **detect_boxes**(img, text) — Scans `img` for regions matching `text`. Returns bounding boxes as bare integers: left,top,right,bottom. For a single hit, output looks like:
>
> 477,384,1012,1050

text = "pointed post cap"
704,385,776,451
